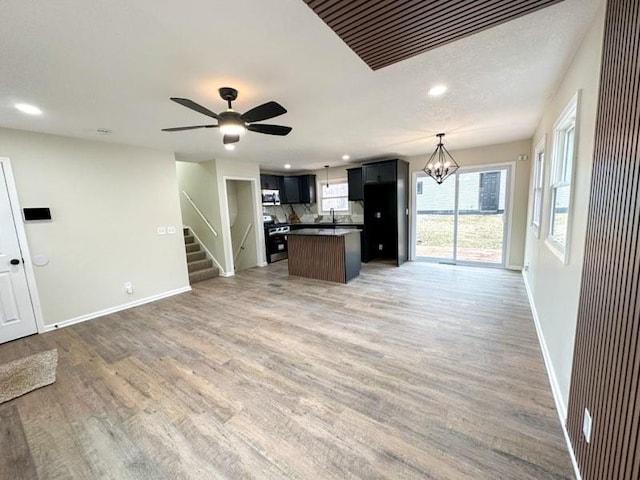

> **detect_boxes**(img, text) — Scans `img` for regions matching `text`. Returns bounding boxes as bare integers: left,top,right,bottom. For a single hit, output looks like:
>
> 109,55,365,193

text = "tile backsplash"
264,201,364,224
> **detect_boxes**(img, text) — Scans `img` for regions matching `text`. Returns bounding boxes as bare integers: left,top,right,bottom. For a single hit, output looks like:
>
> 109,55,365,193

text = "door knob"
10,259,20,265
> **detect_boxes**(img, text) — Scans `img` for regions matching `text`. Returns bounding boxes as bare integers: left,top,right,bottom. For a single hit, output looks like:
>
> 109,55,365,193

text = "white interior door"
0,164,37,343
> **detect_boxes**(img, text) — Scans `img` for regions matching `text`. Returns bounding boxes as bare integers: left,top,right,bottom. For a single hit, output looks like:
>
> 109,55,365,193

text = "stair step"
184,234,195,244
189,267,219,284
186,251,206,262
185,243,200,253
183,227,189,236
188,258,213,273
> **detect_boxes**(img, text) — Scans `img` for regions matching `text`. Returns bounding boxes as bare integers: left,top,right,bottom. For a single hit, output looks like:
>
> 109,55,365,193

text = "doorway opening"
414,165,512,267
225,179,259,272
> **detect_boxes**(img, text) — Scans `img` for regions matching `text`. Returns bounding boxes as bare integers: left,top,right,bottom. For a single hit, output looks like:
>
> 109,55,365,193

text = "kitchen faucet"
330,208,336,223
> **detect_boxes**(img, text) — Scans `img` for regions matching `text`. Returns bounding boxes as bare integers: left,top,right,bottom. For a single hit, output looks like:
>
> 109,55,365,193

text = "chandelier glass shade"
422,133,459,184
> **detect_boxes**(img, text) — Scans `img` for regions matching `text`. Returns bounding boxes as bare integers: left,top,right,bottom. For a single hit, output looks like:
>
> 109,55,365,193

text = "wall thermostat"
23,207,51,221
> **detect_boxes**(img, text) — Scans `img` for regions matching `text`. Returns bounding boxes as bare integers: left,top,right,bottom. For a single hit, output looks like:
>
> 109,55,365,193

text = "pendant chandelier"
422,133,459,184
324,165,330,187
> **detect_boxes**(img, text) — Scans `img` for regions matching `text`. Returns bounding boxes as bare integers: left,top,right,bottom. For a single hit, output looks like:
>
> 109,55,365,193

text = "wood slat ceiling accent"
566,1,640,480
303,0,565,70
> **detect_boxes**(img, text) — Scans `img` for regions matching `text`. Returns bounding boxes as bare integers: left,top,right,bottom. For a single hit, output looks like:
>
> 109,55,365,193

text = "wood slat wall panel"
566,2,640,479
287,235,347,283
302,0,564,69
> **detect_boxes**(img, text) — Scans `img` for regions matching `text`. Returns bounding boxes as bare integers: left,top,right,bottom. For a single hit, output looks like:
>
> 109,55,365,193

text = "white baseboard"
44,286,192,332
220,271,235,277
258,261,268,267
507,264,523,271
522,272,582,480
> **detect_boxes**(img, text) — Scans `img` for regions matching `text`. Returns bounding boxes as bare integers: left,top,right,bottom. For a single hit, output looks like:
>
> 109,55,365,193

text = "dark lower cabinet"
362,159,409,266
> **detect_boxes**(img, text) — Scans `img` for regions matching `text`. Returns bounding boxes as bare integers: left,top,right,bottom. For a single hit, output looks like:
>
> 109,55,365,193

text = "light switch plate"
167,226,176,234
157,226,167,235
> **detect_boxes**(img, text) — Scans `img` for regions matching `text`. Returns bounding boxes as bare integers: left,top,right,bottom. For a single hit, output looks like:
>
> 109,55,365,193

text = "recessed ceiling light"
224,144,235,151
342,154,350,161
284,164,291,169
428,85,448,97
15,103,42,115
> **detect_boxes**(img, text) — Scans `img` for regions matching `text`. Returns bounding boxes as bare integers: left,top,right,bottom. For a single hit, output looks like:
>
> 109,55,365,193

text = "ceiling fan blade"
162,125,218,132
170,97,219,119
247,124,292,136
241,101,287,123
223,134,240,144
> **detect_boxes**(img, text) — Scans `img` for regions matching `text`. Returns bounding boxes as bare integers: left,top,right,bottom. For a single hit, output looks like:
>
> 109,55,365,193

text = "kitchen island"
287,228,361,283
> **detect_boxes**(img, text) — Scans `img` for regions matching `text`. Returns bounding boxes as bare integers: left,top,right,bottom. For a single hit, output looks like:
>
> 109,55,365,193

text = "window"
318,179,349,213
531,137,545,237
547,91,580,263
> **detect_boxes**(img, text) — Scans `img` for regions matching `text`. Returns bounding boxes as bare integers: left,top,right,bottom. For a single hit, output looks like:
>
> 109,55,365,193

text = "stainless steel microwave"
261,189,281,206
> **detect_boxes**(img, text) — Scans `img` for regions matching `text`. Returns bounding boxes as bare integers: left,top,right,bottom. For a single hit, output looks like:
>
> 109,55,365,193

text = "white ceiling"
0,0,601,171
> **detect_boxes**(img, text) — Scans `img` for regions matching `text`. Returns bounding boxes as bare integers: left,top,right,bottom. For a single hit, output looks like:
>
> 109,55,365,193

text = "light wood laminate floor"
0,261,574,479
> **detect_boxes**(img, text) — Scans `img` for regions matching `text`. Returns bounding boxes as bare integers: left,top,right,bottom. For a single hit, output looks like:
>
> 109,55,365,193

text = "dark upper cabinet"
280,174,316,204
363,160,397,184
282,176,300,204
347,167,364,201
298,174,316,204
260,174,282,190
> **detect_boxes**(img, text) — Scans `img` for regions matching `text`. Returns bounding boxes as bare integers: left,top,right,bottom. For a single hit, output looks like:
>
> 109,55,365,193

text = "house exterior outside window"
318,179,349,214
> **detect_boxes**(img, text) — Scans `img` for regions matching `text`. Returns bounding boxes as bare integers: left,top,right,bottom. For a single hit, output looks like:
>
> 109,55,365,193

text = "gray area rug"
0,349,58,404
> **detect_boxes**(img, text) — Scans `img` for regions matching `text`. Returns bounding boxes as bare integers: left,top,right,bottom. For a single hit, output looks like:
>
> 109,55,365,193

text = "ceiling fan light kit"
162,87,292,147
422,133,459,184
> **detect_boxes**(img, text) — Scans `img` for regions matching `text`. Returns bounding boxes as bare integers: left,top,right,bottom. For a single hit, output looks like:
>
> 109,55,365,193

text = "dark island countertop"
287,228,362,237
290,222,364,227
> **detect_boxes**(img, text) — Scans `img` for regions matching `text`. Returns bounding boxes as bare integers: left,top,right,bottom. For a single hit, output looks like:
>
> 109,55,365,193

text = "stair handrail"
182,191,218,237
234,222,254,263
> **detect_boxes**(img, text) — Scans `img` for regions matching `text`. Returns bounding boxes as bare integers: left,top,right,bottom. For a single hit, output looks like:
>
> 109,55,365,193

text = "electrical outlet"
167,225,176,235
157,226,166,235
583,408,593,443
124,282,133,295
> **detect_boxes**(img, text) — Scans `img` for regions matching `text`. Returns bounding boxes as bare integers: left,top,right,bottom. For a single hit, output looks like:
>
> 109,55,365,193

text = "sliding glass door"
415,165,510,266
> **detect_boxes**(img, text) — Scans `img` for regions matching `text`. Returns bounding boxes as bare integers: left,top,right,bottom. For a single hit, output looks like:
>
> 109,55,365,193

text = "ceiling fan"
162,87,292,146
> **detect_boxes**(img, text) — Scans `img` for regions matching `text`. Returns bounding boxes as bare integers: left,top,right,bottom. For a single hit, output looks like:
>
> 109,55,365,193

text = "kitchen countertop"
265,222,364,228
286,228,362,236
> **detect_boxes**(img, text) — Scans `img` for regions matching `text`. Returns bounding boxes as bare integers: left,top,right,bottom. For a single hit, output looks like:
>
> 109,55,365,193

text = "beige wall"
406,139,532,268
523,5,605,416
0,127,189,327
175,160,226,273
177,158,265,275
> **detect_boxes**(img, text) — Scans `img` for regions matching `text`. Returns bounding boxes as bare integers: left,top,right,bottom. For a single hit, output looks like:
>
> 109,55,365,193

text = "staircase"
184,228,219,283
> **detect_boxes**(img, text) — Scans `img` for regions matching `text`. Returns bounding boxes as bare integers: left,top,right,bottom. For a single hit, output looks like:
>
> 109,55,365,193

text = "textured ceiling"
303,0,566,70
0,0,602,171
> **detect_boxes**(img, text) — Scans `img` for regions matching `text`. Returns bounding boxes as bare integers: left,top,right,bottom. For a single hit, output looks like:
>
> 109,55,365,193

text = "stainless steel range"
263,215,290,263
